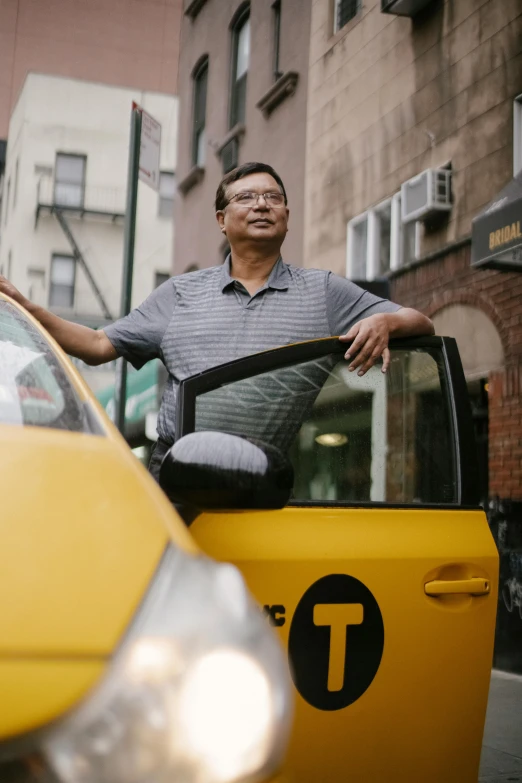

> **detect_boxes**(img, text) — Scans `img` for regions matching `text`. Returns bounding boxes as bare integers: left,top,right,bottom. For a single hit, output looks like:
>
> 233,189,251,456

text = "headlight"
43,547,292,783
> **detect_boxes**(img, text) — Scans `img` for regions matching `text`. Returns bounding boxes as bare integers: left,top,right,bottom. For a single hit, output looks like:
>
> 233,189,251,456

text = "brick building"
304,0,522,670
174,0,312,271
305,0,521,501
0,0,183,456
0,0,182,138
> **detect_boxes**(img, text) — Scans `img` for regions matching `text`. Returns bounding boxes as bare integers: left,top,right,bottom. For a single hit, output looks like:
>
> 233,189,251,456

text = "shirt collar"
220,255,290,293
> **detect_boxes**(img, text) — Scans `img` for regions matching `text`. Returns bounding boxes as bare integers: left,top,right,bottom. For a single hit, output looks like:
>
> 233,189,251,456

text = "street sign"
133,102,161,192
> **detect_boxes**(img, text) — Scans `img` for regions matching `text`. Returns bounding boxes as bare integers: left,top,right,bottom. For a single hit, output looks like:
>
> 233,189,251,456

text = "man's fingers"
358,348,384,375
344,329,369,360
340,325,360,358
339,324,359,342
348,338,380,372
350,342,386,375
381,347,390,373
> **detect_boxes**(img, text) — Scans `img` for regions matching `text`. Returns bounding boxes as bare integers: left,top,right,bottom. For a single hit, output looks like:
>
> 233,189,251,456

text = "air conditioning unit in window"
381,0,434,16
401,168,452,224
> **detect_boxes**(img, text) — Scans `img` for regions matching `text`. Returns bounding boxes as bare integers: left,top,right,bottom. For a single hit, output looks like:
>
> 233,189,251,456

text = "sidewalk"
479,670,522,782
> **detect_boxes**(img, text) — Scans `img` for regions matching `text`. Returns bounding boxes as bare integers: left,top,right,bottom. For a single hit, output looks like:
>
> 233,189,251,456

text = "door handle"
424,577,490,597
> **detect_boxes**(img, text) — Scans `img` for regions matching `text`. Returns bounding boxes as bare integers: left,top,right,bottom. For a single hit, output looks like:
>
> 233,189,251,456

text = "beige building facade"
174,0,312,272
305,0,521,274
0,0,183,138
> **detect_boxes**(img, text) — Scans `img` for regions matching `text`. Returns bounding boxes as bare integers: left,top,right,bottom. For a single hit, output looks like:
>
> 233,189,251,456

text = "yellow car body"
164,334,500,783
0,293,292,783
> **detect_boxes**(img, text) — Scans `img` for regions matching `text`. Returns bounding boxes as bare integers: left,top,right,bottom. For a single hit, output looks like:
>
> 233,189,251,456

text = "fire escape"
35,174,125,322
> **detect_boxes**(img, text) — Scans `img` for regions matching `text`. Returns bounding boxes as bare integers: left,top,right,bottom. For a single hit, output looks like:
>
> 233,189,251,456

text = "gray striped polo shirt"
104,257,400,445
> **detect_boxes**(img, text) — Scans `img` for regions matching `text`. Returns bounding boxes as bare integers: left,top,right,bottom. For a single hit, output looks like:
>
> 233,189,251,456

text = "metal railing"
37,174,125,217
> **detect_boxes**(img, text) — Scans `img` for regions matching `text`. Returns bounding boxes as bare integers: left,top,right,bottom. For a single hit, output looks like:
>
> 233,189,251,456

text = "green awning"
96,360,159,425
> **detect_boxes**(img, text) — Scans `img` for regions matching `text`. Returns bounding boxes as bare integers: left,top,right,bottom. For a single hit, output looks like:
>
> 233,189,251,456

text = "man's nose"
254,194,269,210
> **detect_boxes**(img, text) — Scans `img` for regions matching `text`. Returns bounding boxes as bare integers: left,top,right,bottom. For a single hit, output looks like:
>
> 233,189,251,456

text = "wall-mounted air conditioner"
401,168,452,224
381,0,434,16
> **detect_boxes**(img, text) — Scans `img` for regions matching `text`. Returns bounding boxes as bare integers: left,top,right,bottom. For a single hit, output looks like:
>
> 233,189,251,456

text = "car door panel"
191,506,497,782
174,337,499,782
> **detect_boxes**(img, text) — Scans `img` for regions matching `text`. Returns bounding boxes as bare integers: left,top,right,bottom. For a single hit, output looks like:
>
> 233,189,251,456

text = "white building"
0,73,177,412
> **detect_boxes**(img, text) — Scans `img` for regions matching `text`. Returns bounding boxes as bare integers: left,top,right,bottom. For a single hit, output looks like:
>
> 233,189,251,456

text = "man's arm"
0,276,117,366
339,308,435,376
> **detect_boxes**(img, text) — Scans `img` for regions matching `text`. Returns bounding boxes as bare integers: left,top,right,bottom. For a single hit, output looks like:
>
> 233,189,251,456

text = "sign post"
115,103,161,435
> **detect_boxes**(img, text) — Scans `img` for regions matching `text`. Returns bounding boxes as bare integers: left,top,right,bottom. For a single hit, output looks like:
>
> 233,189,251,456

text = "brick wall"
390,244,522,500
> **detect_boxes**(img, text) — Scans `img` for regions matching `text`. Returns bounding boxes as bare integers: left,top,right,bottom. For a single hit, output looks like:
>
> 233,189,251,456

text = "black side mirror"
159,431,294,511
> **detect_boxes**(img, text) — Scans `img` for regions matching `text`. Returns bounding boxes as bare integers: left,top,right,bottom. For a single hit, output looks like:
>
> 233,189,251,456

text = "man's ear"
216,210,226,233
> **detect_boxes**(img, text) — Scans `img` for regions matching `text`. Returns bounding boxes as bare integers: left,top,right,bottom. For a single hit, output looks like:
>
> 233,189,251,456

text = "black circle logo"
288,574,384,711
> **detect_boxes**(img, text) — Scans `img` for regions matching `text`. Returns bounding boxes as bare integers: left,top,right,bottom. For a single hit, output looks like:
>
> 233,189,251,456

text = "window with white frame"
514,95,522,176
347,192,420,280
158,171,176,218
54,153,86,208
334,0,360,34
50,254,76,308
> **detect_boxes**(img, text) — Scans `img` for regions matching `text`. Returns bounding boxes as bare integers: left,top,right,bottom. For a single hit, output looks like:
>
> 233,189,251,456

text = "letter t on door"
314,604,364,692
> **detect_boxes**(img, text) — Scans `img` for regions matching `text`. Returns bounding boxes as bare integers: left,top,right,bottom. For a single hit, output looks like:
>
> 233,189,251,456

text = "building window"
54,153,86,208
50,254,76,308
347,193,420,280
13,160,19,209
334,0,360,33
4,178,10,225
230,7,250,128
158,171,176,218
272,1,282,81
514,95,522,176
155,271,170,288
220,137,239,174
192,58,209,167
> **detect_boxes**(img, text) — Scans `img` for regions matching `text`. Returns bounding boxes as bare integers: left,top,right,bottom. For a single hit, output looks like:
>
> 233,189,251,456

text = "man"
0,162,434,479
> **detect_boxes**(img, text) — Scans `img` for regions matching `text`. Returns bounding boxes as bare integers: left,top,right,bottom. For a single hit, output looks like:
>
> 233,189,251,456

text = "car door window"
0,300,97,433
191,345,456,505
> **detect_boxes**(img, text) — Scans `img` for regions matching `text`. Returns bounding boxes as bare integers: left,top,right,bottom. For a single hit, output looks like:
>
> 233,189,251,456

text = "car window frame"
176,335,480,509
0,297,105,436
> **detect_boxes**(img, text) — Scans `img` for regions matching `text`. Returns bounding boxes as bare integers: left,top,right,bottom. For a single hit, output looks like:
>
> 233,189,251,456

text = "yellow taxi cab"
0,291,293,783
160,335,499,783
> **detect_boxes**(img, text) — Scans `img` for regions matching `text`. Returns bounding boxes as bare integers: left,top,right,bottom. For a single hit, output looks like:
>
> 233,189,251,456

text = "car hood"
0,424,196,659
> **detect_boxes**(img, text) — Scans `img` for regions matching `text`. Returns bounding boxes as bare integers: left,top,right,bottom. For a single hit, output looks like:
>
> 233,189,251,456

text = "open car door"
170,336,498,783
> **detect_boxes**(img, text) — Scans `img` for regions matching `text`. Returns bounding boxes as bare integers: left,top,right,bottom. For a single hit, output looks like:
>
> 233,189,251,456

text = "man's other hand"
339,314,391,376
339,307,434,376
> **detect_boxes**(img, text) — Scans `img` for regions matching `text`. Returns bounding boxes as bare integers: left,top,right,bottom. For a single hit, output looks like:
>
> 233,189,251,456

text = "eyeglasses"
226,191,286,208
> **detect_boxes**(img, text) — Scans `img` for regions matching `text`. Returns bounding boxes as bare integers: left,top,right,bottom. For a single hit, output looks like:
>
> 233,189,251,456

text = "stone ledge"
178,165,205,196
215,123,246,156
184,0,207,19
256,72,299,118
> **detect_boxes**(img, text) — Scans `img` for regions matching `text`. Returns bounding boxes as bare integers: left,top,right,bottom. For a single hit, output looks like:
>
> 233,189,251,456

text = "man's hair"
215,162,288,211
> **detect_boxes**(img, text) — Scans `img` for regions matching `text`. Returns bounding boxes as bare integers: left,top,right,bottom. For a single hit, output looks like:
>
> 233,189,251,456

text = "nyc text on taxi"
161,336,499,783
0,292,293,783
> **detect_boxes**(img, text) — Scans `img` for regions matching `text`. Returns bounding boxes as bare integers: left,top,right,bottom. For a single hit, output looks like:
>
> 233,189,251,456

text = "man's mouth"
251,218,273,225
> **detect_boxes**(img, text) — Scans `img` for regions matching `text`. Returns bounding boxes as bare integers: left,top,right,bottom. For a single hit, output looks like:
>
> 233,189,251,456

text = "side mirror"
159,431,294,511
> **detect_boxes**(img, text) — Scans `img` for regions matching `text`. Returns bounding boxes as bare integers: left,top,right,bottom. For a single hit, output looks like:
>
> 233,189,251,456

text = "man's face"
216,172,289,247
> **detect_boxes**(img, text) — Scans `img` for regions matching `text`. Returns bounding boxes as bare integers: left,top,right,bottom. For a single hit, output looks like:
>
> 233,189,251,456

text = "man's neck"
229,249,281,295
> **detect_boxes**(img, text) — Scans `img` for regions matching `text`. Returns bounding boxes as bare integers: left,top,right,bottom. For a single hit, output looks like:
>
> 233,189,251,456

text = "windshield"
0,300,98,433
